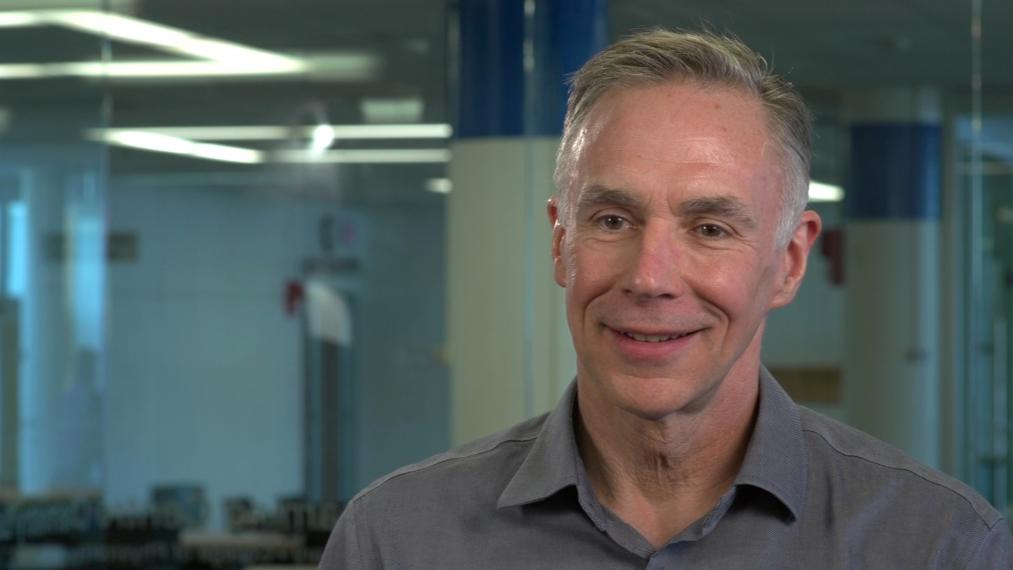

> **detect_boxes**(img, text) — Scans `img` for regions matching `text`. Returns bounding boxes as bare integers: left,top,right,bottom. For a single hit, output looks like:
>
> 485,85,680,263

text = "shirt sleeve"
965,519,1012,570
318,499,370,570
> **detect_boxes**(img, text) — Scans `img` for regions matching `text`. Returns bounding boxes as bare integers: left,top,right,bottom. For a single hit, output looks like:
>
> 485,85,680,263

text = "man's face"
549,81,819,420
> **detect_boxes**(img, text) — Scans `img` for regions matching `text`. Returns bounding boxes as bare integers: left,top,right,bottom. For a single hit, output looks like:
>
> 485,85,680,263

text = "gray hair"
553,28,811,246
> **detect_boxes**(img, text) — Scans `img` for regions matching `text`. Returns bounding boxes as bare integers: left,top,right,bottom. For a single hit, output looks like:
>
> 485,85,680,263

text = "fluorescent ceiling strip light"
46,10,301,67
99,130,264,164
0,10,300,68
112,126,290,140
0,12,43,26
0,63,55,79
327,124,453,139
0,60,303,79
0,0,134,9
274,149,451,164
0,55,379,80
73,60,303,77
808,180,844,202
101,124,453,141
89,129,446,164
0,10,386,80
49,11,194,48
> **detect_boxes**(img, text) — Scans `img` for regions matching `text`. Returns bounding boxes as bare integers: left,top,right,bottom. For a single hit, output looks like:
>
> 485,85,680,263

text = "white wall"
448,138,575,446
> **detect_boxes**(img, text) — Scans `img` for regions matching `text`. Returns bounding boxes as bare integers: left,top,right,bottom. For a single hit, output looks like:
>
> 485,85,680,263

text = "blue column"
457,0,607,138
456,0,525,138
449,0,606,443
844,90,942,468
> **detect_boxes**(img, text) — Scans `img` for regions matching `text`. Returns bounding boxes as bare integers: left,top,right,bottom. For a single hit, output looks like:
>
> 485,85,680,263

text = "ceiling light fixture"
0,57,378,81
360,98,424,124
273,149,451,164
95,130,264,164
0,9,379,80
0,11,42,26
425,178,453,194
808,180,844,202
98,124,453,141
48,10,302,68
310,123,336,155
88,129,449,164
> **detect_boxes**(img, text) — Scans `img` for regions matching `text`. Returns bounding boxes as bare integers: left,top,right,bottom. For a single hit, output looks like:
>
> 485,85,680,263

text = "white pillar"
447,138,573,444
446,0,604,444
843,88,942,467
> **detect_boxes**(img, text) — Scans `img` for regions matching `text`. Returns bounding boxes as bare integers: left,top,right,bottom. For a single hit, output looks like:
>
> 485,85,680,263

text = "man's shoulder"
350,412,548,509
798,406,1003,528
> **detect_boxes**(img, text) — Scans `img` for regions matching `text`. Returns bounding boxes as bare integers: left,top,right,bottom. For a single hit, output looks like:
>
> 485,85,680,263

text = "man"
320,29,1011,568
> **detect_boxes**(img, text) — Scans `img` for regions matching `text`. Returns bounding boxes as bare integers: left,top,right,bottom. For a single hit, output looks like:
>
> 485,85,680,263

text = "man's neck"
575,369,759,549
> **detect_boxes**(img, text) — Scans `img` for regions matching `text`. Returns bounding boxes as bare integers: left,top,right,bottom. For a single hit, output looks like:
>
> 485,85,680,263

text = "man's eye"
597,215,629,231
696,224,727,238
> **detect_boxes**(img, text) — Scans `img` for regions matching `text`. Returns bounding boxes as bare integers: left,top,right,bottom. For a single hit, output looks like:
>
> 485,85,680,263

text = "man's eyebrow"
574,185,642,212
678,196,758,228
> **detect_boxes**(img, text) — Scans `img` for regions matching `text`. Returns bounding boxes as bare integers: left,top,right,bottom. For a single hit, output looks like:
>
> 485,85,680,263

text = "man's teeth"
623,331,682,343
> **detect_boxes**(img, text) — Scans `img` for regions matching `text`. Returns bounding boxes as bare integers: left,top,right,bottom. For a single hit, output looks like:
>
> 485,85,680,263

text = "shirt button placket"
645,544,681,569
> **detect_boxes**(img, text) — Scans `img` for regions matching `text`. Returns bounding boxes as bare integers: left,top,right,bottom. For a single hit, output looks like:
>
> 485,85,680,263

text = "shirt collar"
497,368,808,520
733,367,808,520
497,381,581,509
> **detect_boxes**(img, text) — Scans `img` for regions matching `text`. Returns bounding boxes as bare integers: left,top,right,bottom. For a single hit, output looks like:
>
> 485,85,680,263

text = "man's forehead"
588,80,766,123
578,82,772,160
563,82,783,225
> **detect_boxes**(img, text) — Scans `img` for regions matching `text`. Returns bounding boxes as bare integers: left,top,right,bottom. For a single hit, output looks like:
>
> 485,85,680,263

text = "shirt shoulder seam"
350,497,364,570
801,426,997,526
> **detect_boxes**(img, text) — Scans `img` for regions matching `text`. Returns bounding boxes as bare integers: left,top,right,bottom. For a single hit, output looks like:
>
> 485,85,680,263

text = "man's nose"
621,223,687,301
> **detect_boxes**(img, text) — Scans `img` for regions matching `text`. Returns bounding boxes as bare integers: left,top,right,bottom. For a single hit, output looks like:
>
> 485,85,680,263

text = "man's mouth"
614,328,698,343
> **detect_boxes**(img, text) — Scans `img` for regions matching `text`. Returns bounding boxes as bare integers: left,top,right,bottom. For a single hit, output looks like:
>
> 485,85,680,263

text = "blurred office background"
0,0,1009,567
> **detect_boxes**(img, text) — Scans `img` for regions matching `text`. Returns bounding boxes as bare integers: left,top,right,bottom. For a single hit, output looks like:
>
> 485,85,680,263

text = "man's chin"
604,373,720,420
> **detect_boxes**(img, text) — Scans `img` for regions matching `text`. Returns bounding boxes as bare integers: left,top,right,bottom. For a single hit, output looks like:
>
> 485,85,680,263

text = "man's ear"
547,198,567,287
770,210,822,309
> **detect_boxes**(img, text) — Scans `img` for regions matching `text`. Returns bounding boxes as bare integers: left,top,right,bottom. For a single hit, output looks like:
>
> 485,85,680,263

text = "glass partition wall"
99,0,453,538
1,1,453,567
0,0,110,505
959,0,1013,515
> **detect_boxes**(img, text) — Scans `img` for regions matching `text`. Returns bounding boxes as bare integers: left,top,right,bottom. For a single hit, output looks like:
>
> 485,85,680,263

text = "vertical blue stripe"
846,124,941,220
457,0,525,138
532,0,608,135
457,0,607,138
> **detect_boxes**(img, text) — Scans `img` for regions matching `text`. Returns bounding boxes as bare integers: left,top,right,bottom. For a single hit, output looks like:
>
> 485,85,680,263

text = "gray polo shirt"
320,370,1011,568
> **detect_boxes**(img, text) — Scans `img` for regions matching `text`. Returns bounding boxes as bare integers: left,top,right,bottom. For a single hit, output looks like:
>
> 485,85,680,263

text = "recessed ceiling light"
310,123,336,155
425,178,452,194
